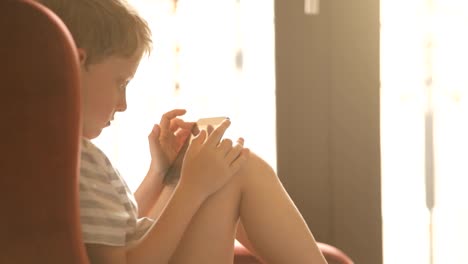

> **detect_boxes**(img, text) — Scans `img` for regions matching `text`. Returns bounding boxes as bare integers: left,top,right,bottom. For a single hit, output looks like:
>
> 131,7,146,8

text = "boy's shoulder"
80,137,113,171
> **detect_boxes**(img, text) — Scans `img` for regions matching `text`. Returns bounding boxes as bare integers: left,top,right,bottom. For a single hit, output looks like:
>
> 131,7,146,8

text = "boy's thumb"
149,124,161,146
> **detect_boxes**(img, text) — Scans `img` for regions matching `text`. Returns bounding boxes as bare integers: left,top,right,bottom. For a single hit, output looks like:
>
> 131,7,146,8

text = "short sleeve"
79,140,131,246
126,217,155,246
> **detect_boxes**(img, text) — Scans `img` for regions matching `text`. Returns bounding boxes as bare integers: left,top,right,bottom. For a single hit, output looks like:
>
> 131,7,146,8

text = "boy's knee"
233,151,277,190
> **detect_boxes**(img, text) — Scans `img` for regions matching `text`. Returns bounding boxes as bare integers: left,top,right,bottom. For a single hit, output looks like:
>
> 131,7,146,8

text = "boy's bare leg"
167,152,326,264
235,153,326,264
167,169,243,264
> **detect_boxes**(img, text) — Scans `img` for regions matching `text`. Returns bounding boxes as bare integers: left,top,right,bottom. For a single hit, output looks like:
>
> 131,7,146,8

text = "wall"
275,1,382,263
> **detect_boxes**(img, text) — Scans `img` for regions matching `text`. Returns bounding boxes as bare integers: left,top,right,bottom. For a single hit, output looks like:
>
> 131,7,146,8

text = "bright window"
93,0,276,191
381,0,468,263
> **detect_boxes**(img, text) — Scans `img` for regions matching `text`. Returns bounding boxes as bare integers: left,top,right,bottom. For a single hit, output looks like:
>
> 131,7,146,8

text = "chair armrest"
233,241,354,264
317,242,354,264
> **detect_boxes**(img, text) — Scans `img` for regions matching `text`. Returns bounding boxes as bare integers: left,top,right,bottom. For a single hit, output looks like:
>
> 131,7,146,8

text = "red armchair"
233,242,354,264
0,0,87,263
0,1,354,263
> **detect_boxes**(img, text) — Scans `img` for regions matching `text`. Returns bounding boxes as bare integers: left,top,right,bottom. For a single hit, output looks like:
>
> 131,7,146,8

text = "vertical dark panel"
275,0,382,263
275,0,333,241
329,1,382,263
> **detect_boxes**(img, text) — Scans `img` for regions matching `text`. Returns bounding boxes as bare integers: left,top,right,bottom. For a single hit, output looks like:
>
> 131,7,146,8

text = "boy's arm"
135,109,193,218
134,164,164,217
85,120,248,264
127,183,204,263
85,183,204,264
85,244,127,264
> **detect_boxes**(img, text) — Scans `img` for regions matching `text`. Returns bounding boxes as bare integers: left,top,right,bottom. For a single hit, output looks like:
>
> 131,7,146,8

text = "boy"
38,0,327,263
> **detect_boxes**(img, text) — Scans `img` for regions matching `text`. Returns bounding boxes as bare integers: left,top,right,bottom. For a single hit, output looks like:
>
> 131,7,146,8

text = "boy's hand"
179,119,249,200
148,109,194,177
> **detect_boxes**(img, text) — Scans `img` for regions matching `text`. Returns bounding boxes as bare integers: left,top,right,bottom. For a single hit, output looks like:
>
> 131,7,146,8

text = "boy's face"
79,51,142,139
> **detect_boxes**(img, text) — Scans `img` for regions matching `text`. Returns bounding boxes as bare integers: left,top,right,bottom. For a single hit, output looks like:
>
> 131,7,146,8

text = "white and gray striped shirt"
79,138,154,247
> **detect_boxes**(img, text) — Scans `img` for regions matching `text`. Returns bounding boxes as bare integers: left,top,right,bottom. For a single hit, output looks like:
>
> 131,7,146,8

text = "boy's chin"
82,126,104,140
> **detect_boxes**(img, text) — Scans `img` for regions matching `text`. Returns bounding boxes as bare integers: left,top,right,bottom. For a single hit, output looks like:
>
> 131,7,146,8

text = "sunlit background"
93,0,468,263
93,0,276,191
381,0,468,263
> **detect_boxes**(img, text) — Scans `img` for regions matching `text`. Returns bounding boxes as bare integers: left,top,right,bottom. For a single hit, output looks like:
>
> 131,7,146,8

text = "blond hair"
39,0,152,65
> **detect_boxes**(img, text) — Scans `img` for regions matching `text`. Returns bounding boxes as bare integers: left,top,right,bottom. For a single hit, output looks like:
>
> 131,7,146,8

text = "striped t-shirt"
79,138,154,247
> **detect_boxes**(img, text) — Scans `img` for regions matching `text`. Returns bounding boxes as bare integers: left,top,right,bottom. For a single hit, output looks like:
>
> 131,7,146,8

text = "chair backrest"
317,242,354,264
0,0,88,263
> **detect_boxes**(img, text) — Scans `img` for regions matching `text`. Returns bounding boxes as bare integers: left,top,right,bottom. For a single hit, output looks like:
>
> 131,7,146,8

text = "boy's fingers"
148,124,161,142
218,138,233,154
170,118,194,133
191,124,200,136
229,148,250,171
169,118,183,132
160,109,187,135
174,128,192,143
191,129,207,146
206,119,230,147
207,125,214,135
225,138,244,161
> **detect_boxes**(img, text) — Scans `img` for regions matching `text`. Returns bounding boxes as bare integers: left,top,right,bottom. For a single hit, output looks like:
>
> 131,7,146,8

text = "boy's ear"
77,48,87,66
